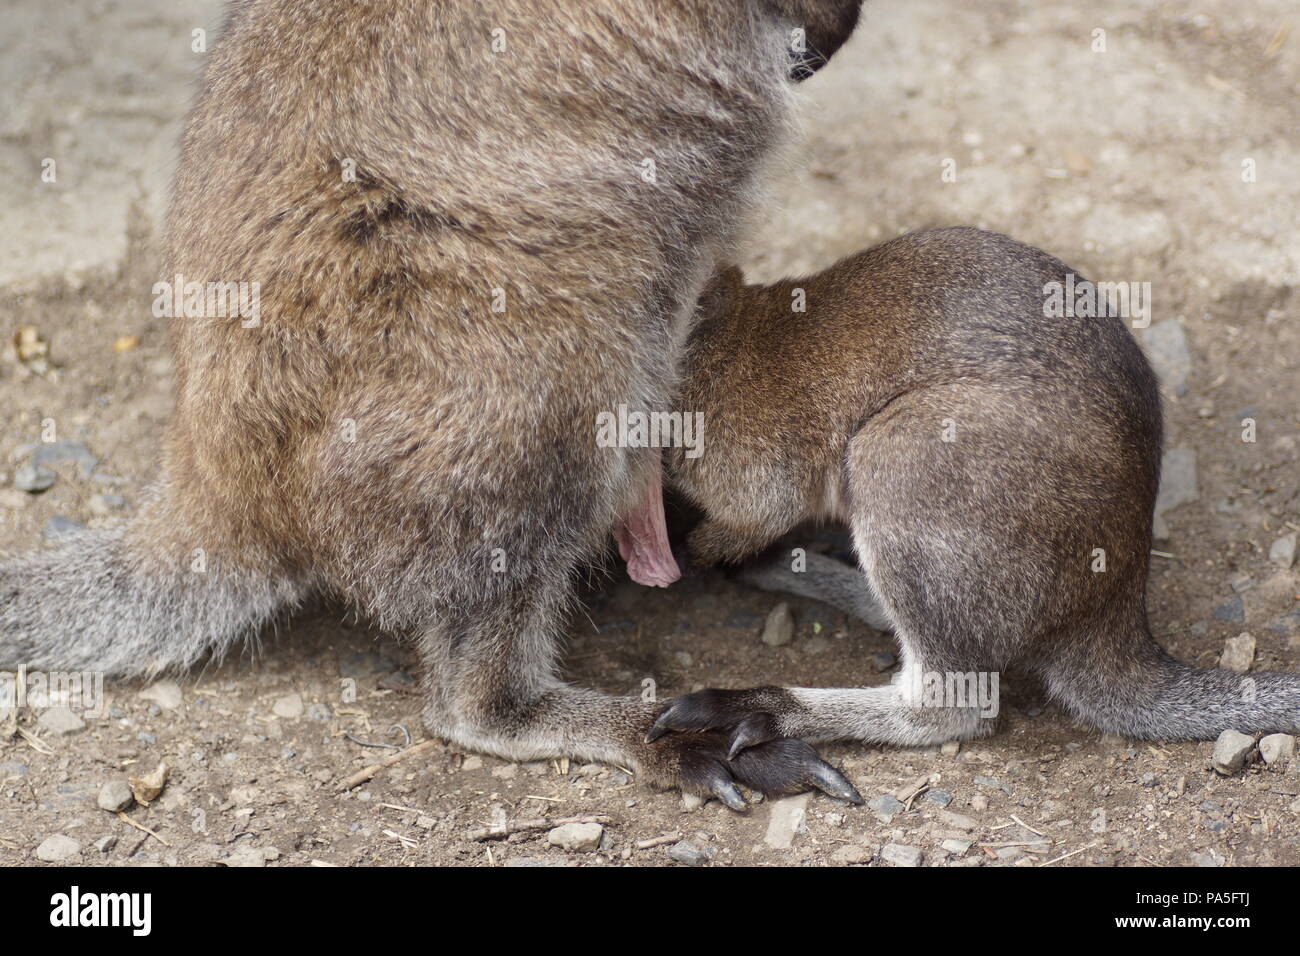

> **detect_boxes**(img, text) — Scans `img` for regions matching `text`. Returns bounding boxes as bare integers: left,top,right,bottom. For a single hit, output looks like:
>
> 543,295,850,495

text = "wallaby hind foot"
417,573,859,809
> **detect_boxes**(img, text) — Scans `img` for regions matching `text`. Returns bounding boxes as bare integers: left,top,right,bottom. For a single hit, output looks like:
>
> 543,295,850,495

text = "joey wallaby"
652,226,1300,763
0,0,867,808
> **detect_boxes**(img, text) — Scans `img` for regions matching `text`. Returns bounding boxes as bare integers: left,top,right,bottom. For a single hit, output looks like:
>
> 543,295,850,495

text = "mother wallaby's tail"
1045,625,1300,740
0,493,304,676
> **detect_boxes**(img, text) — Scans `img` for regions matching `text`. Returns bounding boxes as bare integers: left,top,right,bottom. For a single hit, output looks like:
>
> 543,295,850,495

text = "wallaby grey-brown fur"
659,226,1300,752
0,0,868,808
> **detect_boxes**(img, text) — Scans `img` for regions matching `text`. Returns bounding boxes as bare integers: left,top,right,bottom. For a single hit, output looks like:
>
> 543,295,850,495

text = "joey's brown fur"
657,227,1300,753
1,0,868,808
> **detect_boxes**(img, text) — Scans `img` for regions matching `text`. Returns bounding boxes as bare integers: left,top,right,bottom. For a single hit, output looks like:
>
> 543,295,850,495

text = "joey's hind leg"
734,548,894,631
649,648,995,756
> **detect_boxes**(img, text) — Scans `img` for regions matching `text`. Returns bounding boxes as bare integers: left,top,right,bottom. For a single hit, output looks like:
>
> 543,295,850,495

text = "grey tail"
1045,630,1300,740
0,507,304,677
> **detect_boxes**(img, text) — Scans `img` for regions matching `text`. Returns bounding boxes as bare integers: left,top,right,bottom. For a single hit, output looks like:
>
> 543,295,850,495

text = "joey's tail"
1046,628,1300,740
0,498,304,676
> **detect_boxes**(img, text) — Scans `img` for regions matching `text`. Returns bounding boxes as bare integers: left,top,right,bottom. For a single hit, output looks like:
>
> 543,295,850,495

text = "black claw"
711,778,748,811
809,760,863,804
726,712,777,760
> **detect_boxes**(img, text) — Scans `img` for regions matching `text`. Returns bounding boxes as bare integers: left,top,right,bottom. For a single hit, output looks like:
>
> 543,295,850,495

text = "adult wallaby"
652,227,1300,760
0,0,866,808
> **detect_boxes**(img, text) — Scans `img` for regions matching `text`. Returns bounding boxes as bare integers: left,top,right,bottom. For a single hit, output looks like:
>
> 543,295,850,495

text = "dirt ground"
1,0,1298,867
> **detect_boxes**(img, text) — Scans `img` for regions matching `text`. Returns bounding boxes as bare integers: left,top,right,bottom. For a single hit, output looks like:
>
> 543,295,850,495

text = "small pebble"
761,603,794,647
1259,733,1294,767
868,793,905,822
667,840,715,866
272,693,304,718
547,822,603,851
1268,532,1297,569
38,706,86,736
1211,729,1254,775
880,843,923,867
14,463,56,493
139,680,183,710
97,780,134,813
35,834,82,863
1218,632,1255,673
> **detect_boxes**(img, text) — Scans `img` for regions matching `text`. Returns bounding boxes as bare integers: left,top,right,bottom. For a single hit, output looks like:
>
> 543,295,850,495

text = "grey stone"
924,788,952,807
35,834,82,862
868,793,905,822
764,793,811,849
13,463,56,493
760,602,794,647
1211,729,1254,775
272,692,304,719
1269,533,1297,570
880,843,923,867
97,779,134,812
667,840,715,866
93,835,117,853
0,761,29,778
546,822,603,851
1259,733,1295,767
1219,632,1255,672
38,706,86,735
32,440,98,478
870,650,897,672
940,838,972,855
139,680,183,709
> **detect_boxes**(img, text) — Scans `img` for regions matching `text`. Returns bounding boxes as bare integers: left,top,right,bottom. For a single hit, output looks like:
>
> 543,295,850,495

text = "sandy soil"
0,0,1297,867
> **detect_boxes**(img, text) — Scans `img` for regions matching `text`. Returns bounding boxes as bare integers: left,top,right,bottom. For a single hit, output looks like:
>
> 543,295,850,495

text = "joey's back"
684,228,1159,445
673,227,1163,563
